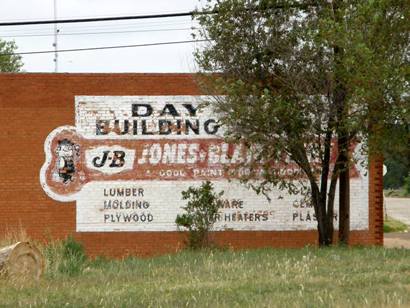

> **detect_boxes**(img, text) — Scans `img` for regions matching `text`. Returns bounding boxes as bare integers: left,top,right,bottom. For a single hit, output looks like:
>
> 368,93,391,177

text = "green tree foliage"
383,124,410,189
194,0,409,246
176,181,223,249
404,175,410,195
384,158,409,189
0,39,23,72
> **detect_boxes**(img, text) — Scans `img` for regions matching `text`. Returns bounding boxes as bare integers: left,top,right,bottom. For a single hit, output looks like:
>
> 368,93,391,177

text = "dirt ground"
384,197,410,249
384,232,410,249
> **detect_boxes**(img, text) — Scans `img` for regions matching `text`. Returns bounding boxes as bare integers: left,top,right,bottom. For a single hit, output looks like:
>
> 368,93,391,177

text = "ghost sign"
40,96,369,232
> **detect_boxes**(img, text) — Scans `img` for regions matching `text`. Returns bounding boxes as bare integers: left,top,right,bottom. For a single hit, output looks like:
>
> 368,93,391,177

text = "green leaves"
194,0,409,179
176,181,224,249
194,0,409,245
0,39,23,72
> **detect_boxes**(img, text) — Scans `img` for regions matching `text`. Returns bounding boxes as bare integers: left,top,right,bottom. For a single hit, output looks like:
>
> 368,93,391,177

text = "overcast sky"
0,0,208,73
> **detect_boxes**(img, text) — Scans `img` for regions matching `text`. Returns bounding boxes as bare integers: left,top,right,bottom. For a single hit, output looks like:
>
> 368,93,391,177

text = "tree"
383,124,410,189
0,39,23,72
194,0,409,246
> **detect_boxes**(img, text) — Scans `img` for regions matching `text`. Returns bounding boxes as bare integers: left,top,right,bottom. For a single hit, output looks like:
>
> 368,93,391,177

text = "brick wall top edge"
0,72,207,108
0,72,200,78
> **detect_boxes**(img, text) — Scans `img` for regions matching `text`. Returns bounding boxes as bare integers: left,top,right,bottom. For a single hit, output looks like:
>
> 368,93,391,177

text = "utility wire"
0,27,194,38
0,39,207,56
0,19,195,34
0,2,320,27
0,11,196,27
0,4,317,27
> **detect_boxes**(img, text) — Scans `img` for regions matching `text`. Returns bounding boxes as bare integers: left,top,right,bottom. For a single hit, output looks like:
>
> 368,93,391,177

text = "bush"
403,174,410,195
57,236,87,276
176,181,223,249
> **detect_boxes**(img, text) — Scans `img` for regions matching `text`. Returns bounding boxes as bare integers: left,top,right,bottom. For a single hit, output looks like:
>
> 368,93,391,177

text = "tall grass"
0,223,29,247
1,228,410,307
0,245,409,307
43,236,87,278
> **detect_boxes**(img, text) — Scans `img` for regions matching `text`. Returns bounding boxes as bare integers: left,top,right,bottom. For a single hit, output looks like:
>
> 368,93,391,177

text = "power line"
0,10,194,22
0,3,317,27
0,27,194,38
0,39,207,56
0,19,196,34
0,11,196,27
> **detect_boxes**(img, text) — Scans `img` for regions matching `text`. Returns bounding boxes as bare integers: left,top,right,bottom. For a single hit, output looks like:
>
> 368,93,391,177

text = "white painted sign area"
41,96,369,232
77,180,368,232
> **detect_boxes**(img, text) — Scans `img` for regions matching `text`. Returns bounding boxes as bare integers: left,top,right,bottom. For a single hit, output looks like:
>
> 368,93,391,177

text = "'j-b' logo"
92,150,126,168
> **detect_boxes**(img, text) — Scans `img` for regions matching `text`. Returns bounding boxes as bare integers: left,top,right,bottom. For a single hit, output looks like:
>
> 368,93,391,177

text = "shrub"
57,236,87,276
403,174,410,195
176,181,223,249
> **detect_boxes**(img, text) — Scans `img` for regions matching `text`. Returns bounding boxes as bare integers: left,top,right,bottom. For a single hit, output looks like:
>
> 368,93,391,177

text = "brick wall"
0,73,383,258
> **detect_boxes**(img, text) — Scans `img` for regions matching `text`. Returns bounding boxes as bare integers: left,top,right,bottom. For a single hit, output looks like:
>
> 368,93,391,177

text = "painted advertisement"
40,96,369,232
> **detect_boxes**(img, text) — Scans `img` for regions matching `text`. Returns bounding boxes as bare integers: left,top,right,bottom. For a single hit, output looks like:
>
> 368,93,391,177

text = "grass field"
384,189,410,198
1,245,410,307
384,216,408,233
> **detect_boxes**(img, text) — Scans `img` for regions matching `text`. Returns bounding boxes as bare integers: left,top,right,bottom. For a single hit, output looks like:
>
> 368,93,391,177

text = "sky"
0,0,208,73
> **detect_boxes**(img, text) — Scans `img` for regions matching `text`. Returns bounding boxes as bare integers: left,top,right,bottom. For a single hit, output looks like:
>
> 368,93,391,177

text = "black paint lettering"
204,119,220,134
159,120,172,135
176,120,182,135
182,104,198,116
160,104,179,117
123,214,132,222
133,120,138,135
142,120,154,135
93,151,109,167
114,119,129,135
96,120,109,135
132,104,153,117
185,119,199,135
109,151,126,167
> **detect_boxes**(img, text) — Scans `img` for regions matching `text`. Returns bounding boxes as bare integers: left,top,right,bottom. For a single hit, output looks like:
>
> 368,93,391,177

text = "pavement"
384,197,410,225
384,197,410,249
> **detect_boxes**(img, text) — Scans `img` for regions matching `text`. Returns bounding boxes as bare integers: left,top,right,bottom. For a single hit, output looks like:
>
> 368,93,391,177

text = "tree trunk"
310,182,331,247
0,242,44,281
332,0,351,246
336,123,351,245
338,166,350,244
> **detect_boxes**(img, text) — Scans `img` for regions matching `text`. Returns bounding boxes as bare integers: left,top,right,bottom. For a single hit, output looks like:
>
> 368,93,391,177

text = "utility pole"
53,0,58,72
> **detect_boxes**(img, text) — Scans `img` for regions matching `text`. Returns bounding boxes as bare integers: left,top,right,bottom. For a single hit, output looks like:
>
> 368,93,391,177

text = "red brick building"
0,73,383,257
